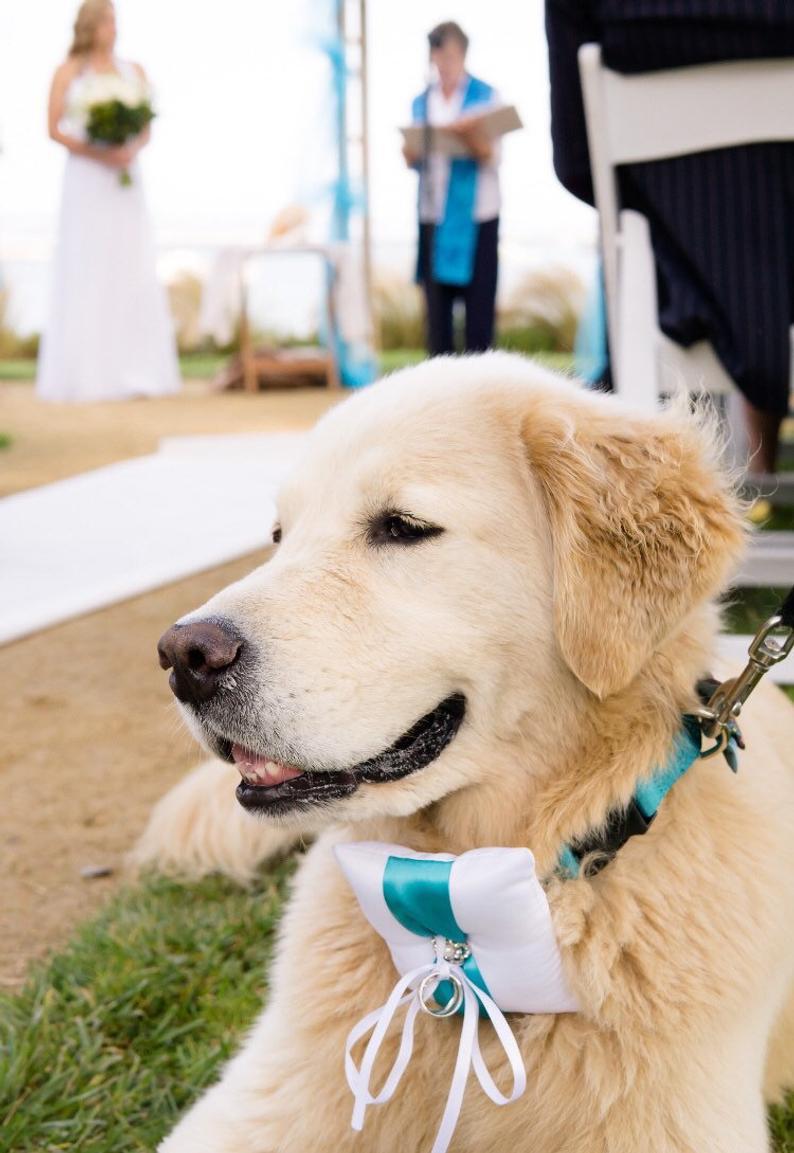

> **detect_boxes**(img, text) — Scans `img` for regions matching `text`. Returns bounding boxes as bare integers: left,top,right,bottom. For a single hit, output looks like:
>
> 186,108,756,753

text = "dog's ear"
522,395,745,698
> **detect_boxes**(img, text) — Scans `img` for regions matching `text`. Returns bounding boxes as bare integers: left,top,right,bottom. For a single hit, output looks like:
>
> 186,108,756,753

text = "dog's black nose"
157,619,243,706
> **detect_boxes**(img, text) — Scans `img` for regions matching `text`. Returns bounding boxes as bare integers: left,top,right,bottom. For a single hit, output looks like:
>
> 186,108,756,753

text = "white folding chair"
578,47,794,678
578,45,794,427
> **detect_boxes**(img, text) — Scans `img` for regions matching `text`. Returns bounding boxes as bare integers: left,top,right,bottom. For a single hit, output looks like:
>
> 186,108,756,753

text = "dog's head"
158,355,743,829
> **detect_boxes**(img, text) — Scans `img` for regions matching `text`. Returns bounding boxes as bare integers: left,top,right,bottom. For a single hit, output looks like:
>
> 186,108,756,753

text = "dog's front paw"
131,759,298,885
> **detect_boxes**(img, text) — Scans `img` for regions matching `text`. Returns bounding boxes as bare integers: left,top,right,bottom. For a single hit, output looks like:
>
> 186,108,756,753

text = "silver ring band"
418,971,464,1018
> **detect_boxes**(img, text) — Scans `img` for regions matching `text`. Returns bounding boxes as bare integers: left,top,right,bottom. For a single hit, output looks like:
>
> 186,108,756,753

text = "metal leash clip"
695,607,794,765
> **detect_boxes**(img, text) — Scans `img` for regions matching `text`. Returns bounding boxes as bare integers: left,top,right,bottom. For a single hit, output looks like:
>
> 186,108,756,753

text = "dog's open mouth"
219,693,465,816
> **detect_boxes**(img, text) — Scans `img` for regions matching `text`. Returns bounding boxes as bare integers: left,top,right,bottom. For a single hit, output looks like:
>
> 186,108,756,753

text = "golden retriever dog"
137,354,794,1153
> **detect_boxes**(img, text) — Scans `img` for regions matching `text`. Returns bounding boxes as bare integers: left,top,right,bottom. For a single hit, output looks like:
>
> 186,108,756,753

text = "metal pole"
335,0,350,243
359,0,376,346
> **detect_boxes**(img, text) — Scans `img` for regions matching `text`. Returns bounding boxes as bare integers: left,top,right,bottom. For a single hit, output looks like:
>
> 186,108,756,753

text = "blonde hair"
68,0,113,57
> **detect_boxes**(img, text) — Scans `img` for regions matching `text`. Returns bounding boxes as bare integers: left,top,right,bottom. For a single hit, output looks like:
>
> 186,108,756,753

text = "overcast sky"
0,0,596,258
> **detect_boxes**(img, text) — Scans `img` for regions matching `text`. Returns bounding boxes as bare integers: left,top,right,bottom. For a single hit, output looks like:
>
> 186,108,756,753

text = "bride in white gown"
37,0,180,403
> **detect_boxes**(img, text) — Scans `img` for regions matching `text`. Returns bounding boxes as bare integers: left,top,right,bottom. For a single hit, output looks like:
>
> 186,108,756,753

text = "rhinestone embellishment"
440,938,471,965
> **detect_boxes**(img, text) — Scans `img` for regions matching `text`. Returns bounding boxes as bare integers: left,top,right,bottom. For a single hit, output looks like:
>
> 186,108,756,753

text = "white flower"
67,72,152,127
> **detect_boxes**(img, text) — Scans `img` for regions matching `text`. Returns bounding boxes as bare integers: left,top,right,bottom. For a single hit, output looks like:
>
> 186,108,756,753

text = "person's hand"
449,113,481,133
448,116,493,162
402,142,421,167
103,143,136,170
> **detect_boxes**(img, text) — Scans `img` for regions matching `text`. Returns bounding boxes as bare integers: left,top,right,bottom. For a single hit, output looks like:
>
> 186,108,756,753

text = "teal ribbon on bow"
382,855,491,1013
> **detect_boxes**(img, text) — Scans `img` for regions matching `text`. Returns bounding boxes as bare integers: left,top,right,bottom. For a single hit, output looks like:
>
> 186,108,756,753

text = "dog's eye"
271,524,282,544
368,512,443,546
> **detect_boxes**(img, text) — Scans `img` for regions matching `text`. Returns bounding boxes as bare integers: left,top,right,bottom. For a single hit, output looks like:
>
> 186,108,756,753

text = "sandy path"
0,380,338,497
0,553,276,989
1,381,340,987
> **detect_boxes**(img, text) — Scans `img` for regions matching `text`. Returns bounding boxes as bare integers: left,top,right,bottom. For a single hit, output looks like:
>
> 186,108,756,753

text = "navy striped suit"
546,0,794,415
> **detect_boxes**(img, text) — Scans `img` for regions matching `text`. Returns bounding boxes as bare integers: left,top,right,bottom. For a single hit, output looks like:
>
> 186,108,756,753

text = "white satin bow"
345,938,527,1153
336,841,578,1153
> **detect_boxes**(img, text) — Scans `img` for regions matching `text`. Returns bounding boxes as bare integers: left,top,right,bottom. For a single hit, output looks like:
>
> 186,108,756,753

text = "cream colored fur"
132,760,297,886
138,354,794,1153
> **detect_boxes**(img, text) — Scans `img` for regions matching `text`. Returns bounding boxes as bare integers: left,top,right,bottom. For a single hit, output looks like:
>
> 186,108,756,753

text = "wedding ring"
418,971,464,1018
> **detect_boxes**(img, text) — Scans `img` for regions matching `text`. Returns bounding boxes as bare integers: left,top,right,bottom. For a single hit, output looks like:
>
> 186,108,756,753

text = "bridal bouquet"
68,73,155,186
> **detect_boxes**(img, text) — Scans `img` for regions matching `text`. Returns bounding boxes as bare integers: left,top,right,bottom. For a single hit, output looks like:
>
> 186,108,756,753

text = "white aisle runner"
2,431,790,685
0,433,303,646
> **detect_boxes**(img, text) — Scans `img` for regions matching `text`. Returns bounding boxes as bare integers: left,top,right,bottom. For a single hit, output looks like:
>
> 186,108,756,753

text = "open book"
400,104,523,159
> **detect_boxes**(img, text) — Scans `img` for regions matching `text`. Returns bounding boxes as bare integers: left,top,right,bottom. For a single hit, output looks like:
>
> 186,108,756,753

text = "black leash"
779,586,794,629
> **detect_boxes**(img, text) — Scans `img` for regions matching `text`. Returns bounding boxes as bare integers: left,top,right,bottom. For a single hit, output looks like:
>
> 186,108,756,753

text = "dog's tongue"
231,744,304,788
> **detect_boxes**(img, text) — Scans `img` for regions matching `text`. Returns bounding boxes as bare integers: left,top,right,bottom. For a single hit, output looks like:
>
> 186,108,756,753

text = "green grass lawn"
378,349,576,375
0,349,574,383
773,1104,794,1153
0,864,296,1152
0,355,229,383
0,359,37,381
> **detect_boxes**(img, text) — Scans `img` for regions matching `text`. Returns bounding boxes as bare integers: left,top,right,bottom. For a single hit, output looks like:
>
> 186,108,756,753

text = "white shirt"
415,77,502,225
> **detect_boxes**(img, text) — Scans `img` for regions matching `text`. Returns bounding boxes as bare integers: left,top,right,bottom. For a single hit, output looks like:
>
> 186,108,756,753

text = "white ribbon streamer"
345,958,527,1153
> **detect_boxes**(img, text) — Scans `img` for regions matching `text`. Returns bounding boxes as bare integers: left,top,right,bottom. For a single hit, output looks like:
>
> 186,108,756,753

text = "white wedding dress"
37,59,180,403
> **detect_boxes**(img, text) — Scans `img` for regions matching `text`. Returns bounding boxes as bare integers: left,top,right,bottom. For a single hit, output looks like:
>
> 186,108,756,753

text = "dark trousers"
418,217,499,356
